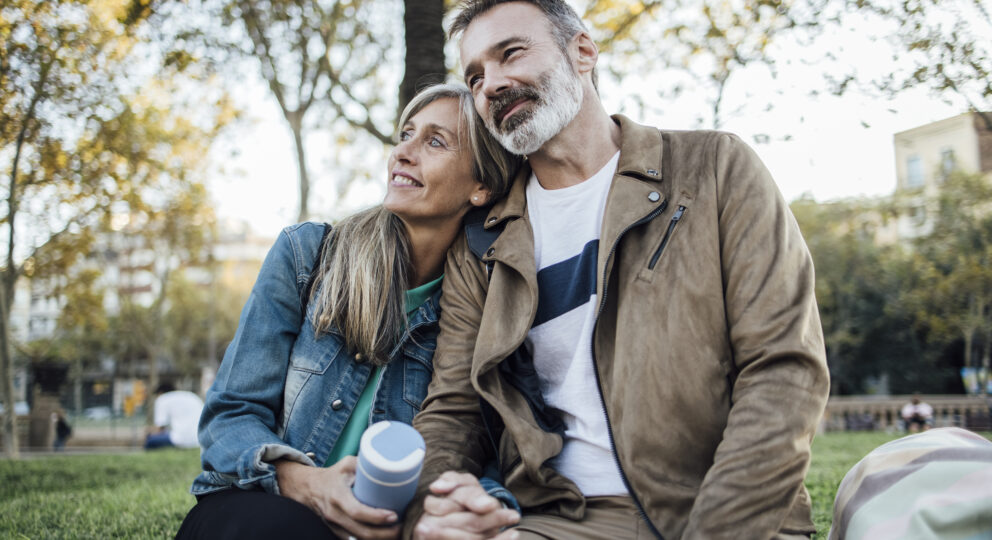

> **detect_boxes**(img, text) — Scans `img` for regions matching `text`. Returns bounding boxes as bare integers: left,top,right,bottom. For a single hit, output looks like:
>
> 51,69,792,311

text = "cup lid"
359,421,425,473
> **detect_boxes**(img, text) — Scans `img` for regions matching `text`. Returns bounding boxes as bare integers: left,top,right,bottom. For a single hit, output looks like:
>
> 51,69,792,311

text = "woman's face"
383,98,488,226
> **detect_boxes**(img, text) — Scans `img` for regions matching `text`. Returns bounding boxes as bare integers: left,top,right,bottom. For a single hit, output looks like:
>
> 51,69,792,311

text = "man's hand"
275,457,400,540
413,471,520,540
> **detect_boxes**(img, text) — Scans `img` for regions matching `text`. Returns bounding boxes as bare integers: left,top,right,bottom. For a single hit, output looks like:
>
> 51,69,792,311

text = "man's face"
459,2,583,155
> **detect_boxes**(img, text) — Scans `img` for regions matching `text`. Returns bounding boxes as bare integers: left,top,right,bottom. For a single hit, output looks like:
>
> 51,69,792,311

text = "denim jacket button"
354,353,362,361
331,399,343,410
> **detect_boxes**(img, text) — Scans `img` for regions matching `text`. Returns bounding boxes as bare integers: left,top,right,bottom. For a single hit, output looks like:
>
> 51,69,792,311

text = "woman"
177,84,521,540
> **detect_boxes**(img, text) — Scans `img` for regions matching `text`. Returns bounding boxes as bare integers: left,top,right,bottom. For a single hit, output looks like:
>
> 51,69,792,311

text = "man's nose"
480,67,512,98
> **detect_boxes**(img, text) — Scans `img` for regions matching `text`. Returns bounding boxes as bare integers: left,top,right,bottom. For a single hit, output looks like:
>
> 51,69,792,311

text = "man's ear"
571,31,598,76
469,184,493,207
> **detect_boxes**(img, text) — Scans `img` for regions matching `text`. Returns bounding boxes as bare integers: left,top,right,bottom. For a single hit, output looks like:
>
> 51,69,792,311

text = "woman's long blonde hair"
310,84,521,364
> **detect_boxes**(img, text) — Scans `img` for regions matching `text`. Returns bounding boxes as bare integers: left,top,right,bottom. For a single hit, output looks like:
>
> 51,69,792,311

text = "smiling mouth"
496,98,530,125
391,174,423,187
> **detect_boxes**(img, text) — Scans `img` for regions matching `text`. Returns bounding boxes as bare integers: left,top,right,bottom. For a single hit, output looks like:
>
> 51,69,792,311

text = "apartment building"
890,112,992,239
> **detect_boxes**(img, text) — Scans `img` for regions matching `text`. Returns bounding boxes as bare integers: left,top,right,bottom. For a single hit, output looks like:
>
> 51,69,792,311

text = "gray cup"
352,420,425,514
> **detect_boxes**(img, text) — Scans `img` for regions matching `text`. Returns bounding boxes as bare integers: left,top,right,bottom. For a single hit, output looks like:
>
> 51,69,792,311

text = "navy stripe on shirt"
533,240,599,327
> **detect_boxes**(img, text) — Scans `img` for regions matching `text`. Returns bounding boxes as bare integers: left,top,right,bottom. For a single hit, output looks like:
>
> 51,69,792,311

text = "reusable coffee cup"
352,420,425,514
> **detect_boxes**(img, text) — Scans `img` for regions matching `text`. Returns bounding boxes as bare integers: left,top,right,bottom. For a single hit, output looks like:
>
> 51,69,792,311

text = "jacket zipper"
647,205,686,270
590,201,667,540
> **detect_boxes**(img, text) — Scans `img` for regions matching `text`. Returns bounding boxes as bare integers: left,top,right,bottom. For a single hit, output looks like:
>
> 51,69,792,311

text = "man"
900,393,933,433
144,382,203,450
410,1,830,538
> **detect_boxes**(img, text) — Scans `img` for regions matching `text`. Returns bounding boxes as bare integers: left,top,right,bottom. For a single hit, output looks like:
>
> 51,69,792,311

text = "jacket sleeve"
683,134,829,538
403,235,497,538
197,224,323,495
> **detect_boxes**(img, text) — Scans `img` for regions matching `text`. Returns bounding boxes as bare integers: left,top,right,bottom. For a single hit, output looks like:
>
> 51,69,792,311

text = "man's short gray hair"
449,0,585,54
449,0,598,90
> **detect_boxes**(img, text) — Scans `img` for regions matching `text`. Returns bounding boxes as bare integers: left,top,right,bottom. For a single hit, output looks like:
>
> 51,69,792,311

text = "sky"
205,7,972,240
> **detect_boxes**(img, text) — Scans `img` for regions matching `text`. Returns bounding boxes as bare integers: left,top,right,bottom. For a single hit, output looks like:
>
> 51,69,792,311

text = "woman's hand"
275,456,401,539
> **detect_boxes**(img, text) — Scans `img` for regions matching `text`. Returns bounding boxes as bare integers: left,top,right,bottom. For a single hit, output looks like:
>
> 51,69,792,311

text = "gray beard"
488,59,583,156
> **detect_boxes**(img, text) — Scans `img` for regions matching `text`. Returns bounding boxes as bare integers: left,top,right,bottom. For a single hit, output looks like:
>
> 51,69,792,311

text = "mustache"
489,85,541,125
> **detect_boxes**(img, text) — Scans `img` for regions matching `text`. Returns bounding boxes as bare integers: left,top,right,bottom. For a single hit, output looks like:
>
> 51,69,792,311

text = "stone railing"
821,395,992,432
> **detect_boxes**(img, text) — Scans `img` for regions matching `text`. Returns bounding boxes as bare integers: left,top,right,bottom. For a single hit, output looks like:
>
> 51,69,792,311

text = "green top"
324,275,443,466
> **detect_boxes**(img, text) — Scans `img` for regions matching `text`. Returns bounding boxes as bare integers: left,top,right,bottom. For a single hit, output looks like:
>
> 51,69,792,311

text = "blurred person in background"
144,382,203,450
900,393,933,433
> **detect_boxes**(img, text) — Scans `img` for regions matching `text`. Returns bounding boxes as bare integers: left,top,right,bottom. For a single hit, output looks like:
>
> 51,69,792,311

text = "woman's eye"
429,136,445,148
399,130,412,141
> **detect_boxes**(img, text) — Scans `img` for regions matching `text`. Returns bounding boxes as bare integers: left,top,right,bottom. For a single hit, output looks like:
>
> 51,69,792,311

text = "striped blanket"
830,427,992,539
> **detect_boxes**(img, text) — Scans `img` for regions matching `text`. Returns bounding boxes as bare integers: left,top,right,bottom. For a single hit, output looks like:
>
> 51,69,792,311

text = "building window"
906,155,924,188
908,205,927,227
940,148,956,180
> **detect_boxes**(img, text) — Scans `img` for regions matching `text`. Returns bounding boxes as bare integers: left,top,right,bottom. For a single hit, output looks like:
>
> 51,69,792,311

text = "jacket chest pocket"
289,326,345,375
648,203,688,269
638,198,691,281
401,338,436,411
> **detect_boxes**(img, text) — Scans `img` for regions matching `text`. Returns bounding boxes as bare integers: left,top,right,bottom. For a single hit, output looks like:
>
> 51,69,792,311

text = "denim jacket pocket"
289,312,344,375
402,342,435,410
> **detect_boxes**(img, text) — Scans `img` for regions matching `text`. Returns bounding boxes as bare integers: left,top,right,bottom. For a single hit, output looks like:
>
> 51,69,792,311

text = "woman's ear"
470,184,492,207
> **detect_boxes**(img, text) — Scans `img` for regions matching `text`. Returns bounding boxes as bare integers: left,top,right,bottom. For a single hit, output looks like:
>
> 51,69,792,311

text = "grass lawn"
1,431,989,538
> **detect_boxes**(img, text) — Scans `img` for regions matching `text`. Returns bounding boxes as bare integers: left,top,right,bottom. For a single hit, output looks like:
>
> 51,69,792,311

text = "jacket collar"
613,114,665,183
484,162,529,229
409,287,442,326
483,114,666,229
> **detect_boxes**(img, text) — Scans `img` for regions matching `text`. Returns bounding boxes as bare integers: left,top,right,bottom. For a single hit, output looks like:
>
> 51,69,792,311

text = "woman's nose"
392,138,417,164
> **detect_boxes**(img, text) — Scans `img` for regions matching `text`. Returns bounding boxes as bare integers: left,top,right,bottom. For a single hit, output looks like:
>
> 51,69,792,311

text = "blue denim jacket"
191,223,515,508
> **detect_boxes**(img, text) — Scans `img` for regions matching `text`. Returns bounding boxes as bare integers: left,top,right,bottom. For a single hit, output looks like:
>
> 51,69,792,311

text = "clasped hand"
276,460,519,540
413,471,520,540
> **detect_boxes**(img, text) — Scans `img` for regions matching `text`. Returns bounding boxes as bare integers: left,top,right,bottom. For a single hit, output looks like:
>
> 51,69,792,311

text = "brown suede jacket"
406,115,830,539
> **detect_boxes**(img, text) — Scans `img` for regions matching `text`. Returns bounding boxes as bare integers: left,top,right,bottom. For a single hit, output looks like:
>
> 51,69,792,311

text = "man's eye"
503,47,521,60
468,75,482,88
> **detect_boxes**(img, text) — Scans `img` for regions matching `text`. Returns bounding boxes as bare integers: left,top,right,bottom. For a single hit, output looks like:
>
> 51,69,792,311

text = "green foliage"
162,272,243,379
145,0,408,221
836,0,992,127
581,0,822,129
795,171,992,395
1,0,234,454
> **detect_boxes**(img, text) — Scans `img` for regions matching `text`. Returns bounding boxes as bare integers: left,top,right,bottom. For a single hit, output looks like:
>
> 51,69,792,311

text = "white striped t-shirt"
524,151,627,497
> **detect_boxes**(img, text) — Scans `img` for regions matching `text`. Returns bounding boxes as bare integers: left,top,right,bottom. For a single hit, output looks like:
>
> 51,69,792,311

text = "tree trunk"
145,266,171,427
0,273,19,457
982,299,991,397
400,0,446,112
2,51,50,458
964,328,974,370
289,112,310,223
73,358,82,416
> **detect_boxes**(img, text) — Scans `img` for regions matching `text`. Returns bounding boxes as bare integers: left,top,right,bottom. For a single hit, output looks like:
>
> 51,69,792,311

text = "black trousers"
176,488,339,540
